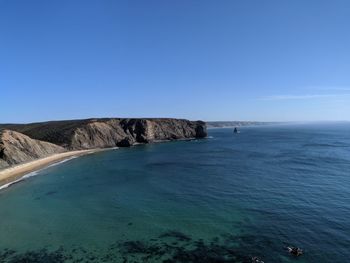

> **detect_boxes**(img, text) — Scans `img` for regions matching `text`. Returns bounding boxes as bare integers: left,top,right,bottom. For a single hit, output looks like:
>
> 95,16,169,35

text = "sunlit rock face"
0,118,207,168
0,129,65,168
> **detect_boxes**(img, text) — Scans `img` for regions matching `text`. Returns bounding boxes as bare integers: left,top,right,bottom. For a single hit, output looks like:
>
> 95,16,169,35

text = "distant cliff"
206,121,272,128
0,118,207,169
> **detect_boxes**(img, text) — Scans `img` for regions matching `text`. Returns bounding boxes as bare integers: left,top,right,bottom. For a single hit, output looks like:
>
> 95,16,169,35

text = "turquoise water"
0,123,349,262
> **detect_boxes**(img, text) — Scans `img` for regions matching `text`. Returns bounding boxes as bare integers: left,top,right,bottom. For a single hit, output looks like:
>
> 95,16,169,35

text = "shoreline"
0,137,202,191
0,149,107,190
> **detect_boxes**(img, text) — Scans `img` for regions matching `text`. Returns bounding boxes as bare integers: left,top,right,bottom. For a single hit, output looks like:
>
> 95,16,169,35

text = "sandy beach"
0,149,101,189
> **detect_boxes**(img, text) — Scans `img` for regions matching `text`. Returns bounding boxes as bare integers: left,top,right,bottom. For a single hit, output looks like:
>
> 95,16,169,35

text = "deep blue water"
0,123,349,262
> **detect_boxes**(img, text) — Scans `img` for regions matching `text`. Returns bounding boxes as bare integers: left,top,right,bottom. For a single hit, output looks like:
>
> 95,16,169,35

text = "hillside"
0,130,66,169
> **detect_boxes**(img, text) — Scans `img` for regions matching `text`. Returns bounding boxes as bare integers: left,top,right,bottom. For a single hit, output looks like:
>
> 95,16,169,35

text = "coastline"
0,136,201,191
0,149,105,190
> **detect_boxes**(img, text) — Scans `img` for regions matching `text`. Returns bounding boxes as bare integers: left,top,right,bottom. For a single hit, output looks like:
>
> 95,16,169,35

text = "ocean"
0,123,349,262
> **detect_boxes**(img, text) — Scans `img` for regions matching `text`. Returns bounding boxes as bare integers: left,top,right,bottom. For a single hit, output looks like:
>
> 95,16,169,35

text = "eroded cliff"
0,118,207,169
0,130,66,169
1,118,206,150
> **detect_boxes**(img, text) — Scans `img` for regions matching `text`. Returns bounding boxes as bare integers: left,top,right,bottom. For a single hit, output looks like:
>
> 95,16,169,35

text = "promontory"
0,118,207,170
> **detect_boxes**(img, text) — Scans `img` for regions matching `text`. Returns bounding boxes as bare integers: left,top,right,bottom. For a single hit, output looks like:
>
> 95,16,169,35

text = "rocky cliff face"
0,130,66,169
1,118,207,150
70,118,206,149
0,118,207,169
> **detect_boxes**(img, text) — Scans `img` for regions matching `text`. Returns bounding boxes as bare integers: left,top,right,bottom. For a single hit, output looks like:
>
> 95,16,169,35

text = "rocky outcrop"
1,118,207,150
0,130,66,169
0,118,207,169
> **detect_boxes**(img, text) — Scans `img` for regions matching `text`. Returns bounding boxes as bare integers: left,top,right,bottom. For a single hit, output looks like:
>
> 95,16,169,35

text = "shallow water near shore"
0,123,349,262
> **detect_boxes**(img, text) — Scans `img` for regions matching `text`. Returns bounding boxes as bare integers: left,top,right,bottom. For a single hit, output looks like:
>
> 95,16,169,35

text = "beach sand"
0,149,102,189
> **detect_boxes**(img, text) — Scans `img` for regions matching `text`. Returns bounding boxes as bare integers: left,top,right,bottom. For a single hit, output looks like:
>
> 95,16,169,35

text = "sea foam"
0,156,78,191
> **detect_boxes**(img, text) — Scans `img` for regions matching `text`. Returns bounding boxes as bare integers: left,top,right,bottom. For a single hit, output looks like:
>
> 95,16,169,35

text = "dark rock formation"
0,118,207,169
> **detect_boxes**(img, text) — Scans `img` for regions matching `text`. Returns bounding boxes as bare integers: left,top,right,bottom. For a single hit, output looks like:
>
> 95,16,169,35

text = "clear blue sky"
1,0,350,123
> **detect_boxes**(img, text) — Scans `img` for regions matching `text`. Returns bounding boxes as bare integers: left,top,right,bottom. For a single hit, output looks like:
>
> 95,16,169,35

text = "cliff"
0,118,207,149
0,118,207,169
206,121,272,128
0,130,66,169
